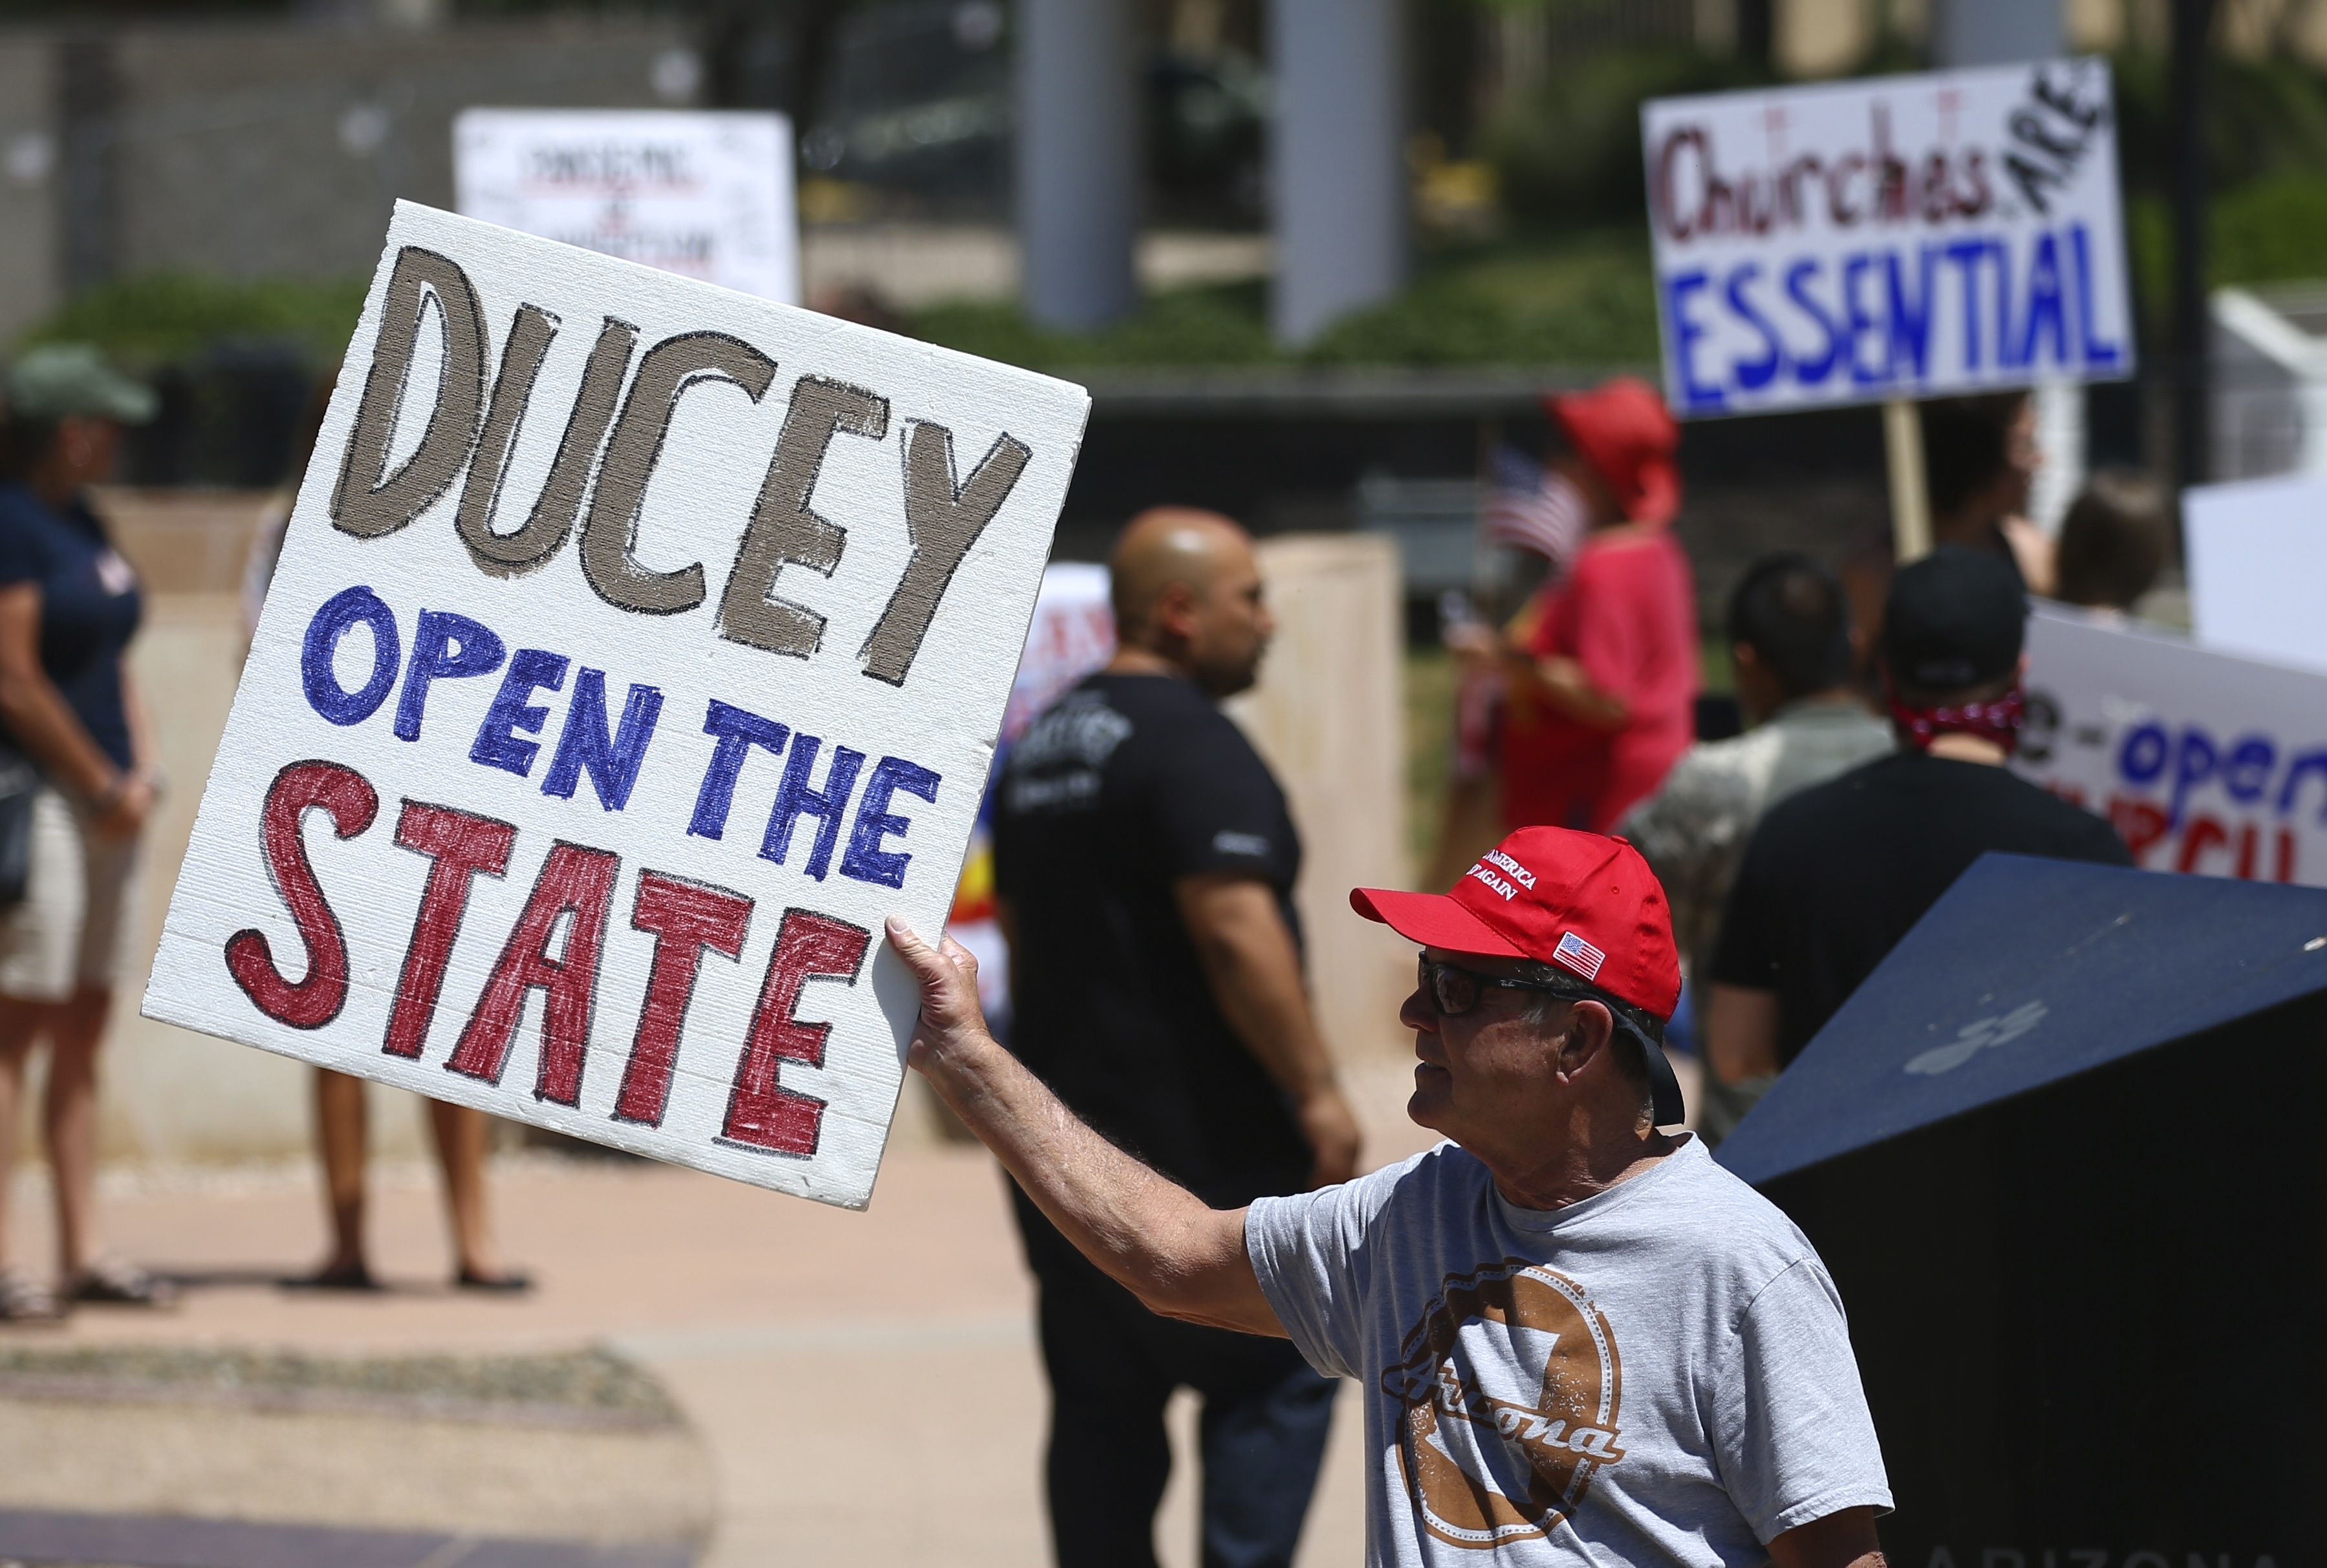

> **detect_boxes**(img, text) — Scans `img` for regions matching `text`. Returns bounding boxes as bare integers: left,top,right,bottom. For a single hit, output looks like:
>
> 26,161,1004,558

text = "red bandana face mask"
1886,679,2026,756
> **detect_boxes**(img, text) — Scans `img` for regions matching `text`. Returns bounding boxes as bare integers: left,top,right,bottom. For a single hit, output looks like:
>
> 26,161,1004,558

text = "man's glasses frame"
1415,956,1664,1046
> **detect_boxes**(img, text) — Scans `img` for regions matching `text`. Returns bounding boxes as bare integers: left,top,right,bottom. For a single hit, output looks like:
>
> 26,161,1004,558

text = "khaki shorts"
0,787,140,1002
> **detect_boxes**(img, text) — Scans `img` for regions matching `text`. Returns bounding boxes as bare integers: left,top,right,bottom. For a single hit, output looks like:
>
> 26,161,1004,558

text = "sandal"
0,1267,62,1323
65,1257,179,1309
455,1266,534,1294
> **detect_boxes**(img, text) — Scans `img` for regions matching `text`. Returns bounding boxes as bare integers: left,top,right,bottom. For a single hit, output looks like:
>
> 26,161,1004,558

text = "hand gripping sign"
143,202,1089,1209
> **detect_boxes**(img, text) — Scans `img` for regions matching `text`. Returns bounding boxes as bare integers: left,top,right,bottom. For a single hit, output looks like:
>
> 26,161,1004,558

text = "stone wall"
1227,533,1415,1065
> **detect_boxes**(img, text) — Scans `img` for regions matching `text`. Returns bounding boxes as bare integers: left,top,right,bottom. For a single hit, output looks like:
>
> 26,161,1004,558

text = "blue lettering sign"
542,669,664,811
1664,269,1726,412
1724,264,1785,392
1783,259,1839,387
2070,222,2122,370
690,700,789,840
302,586,401,727
395,610,505,743
470,649,569,778
838,758,943,889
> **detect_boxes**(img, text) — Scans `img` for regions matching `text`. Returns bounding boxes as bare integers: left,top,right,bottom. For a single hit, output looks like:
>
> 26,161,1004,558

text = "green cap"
5,343,158,425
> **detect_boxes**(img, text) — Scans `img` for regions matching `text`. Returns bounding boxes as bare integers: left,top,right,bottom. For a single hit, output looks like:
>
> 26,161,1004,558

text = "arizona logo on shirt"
1381,1260,1626,1549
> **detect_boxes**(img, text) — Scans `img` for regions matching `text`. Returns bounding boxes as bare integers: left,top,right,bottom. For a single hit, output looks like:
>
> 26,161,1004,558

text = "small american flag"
1482,446,1586,573
1553,930,1606,982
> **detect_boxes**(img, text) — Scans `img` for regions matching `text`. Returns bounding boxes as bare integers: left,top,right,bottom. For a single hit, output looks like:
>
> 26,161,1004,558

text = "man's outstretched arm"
884,917,1284,1338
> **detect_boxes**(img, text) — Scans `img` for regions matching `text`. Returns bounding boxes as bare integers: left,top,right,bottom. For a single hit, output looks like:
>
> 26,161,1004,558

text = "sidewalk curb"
0,1506,691,1568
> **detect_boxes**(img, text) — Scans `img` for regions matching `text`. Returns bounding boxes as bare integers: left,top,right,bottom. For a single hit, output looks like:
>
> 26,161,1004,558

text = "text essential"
456,109,800,304
1641,59,2134,418
143,201,1090,1209
2017,605,2327,891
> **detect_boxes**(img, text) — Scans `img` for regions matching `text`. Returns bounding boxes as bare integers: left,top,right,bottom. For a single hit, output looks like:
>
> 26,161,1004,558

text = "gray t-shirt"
1246,1136,1890,1567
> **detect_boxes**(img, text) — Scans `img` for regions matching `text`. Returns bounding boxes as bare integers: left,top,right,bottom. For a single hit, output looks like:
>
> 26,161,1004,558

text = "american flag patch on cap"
1553,931,1606,982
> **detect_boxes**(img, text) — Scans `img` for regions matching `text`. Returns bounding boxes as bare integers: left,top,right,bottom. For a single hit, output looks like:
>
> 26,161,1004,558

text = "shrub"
2213,173,2327,288
15,273,367,370
911,282,1275,370
1306,236,1658,366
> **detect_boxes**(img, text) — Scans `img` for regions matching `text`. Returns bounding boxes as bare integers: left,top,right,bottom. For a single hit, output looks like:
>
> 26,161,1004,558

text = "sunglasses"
1416,957,1579,1017
1414,956,1665,1047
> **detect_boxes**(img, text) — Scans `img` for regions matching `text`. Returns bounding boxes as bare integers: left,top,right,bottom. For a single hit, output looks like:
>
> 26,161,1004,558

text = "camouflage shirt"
1619,699,1896,986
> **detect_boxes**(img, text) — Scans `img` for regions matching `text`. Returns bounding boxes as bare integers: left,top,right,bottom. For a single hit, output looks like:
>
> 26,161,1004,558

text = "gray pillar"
1270,0,1407,346
1933,0,2063,67
56,36,113,296
1015,0,1138,332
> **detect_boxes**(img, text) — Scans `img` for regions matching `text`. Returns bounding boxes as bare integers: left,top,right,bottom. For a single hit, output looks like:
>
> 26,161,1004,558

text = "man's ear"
1555,999,1615,1075
1152,580,1200,644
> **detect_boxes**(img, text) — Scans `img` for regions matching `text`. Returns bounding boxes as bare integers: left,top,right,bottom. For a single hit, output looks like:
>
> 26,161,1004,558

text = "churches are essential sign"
1642,59,2133,418
143,202,1089,1209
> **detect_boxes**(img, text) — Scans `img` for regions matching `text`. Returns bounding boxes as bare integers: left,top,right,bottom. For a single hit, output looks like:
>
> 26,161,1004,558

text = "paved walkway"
0,1060,1438,1565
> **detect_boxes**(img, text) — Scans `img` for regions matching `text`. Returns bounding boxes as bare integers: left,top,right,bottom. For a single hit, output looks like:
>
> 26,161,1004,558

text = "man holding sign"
885,825,1891,1568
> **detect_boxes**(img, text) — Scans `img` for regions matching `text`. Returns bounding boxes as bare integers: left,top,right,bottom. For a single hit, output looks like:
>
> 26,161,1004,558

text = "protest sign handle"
1884,396,1932,564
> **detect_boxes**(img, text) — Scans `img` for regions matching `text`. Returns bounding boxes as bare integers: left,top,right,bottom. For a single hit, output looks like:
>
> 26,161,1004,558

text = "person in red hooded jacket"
1449,378,1699,836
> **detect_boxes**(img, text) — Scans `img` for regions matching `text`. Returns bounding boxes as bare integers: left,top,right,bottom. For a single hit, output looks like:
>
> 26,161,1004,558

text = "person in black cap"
1703,546,2132,1086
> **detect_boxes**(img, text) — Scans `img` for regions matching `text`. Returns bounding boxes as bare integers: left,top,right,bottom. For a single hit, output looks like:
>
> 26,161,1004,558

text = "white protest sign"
946,562,1116,1024
2184,471,2327,675
1642,59,2133,418
143,201,1089,1209
2017,605,2327,887
455,109,798,303
998,562,1115,748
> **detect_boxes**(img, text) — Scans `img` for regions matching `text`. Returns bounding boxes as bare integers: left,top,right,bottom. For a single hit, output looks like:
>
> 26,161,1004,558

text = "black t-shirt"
992,672,1310,1208
1710,750,2134,1065
0,483,142,770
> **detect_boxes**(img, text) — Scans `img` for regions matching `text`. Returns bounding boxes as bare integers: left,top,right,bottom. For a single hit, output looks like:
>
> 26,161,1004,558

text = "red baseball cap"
1352,827,1685,1122
1544,377,1682,528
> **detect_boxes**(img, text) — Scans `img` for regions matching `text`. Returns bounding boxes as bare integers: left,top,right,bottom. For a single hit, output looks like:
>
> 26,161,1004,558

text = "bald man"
992,508,1357,1568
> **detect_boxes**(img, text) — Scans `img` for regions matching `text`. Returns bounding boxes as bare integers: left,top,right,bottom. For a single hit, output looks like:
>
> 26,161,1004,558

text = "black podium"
1719,854,2327,1567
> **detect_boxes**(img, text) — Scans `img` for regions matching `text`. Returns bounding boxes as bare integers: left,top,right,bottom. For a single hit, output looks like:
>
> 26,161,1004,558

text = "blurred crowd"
1430,377,2162,1141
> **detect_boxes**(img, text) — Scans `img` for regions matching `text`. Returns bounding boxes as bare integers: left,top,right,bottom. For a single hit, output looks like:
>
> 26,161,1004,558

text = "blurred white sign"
2018,605,2327,887
999,563,1116,748
144,202,1089,1209
455,109,798,304
2184,471,2327,675
1642,60,2133,418
947,562,1116,1028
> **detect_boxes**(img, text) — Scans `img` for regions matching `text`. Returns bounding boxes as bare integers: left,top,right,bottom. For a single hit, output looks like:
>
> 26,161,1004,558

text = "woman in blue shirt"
0,345,171,1319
